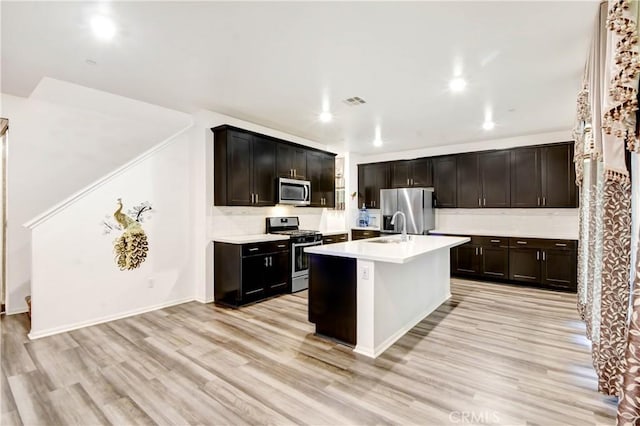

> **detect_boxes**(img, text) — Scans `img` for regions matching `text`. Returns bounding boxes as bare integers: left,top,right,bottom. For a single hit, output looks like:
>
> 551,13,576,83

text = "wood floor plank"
1,279,618,425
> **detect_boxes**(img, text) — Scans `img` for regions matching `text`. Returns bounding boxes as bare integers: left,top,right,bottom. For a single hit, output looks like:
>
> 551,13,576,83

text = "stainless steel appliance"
380,188,435,235
277,178,311,206
266,217,322,292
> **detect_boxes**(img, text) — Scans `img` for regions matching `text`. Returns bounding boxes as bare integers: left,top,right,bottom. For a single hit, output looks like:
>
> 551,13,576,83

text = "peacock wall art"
102,199,154,271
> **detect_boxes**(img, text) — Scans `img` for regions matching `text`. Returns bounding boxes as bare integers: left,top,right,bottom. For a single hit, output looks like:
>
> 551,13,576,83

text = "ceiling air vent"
342,96,366,106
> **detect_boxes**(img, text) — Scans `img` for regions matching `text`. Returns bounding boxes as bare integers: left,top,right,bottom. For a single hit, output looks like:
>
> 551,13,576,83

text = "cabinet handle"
325,238,333,242
516,241,527,245
537,197,540,206
536,250,539,260
490,239,500,243
475,247,478,255
407,178,410,186
256,193,259,204
555,243,567,247
542,251,546,261
483,198,486,206
249,247,259,252
277,244,286,248
264,257,269,267
543,197,546,206
294,169,297,177
290,169,293,176
269,256,273,266
480,247,483,255
478,198,481,207
251,193,254,204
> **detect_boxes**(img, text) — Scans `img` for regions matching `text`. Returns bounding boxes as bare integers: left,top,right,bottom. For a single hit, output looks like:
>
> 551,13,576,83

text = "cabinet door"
242,255,267,300
252,137,276,206
433,156,457,208
509,248,541,284
358,163,388,209
266,251,290,294
510,147,541,208
542,144,577,208
480,246,509,279
454,243,480,275
307,151,324,206
226,131,253,206
541,249,577,291
276,143,294,178
480,150,510,208
410,158,433,187
292,148,307,179
321,154,335,207
391,161,411,188
456,153,481,208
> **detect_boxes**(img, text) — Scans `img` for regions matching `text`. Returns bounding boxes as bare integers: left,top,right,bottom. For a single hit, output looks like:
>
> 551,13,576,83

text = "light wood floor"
1,279,617,425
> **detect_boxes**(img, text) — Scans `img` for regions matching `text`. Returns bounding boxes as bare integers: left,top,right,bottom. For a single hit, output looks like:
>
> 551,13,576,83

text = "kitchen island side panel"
308,254,357,345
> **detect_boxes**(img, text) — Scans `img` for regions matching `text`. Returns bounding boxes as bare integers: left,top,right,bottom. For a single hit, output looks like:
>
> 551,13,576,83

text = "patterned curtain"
575,0,639,403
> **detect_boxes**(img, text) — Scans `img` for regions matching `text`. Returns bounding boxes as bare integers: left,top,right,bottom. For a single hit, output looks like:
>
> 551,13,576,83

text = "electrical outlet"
148,277,154,288
362,266,369,280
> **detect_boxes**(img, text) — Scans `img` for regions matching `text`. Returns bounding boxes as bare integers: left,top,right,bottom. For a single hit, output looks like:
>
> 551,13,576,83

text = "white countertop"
320,230,349,236
430,229,578,240
305,235,470,264
351,226,381,231
213,234,290,244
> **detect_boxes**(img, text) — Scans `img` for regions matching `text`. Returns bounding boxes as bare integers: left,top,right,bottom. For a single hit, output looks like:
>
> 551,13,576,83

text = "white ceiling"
1,1,597,153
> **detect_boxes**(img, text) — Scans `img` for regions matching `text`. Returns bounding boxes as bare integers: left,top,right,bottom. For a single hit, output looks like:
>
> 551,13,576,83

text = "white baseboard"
354,294,451,358
27,297,194,339
194,297,214,304
5,307,29,315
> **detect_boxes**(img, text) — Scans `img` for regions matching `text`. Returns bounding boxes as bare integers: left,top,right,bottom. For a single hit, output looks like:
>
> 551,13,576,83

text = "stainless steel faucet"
390,211,408,242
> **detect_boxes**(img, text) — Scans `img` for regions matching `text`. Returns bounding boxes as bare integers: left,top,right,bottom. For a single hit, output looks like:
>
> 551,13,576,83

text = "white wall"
190,110,347,303
28,131,194,338
1,79,191,313
347,130,579,238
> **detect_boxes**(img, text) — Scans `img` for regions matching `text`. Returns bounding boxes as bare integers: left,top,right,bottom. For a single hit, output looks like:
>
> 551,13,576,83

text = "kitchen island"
305,235,469,358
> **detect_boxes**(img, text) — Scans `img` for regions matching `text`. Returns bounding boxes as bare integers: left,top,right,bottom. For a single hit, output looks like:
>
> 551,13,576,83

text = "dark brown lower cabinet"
308,254,357,346
214,241,290,307
450,235,576,292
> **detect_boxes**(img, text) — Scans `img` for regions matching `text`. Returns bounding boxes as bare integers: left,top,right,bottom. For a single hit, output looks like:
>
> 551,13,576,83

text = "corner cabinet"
358,163,389,209
214,127,276,206
307,151,336,207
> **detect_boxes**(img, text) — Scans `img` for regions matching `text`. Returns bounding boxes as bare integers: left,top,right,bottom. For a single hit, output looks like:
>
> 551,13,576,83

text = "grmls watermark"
449,410,501,424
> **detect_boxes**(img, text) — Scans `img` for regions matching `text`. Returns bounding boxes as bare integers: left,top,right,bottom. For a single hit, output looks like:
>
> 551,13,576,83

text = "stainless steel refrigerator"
380,188,435,235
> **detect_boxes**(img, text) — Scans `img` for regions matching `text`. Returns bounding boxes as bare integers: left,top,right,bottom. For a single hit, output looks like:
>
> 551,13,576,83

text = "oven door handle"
294,241,322,248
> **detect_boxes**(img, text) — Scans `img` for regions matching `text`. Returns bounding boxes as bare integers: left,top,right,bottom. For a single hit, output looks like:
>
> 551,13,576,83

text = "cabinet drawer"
508,237,576,251
322,233,348,245
351,229,381,240
242,240,289,256
476,236,507,247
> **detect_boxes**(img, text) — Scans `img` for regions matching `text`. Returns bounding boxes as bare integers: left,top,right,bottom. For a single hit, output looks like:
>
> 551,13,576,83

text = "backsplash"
209,206,346,236
435,208,580,239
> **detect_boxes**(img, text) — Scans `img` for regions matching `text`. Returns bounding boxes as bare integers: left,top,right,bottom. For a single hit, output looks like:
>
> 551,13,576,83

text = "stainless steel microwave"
278,177,311,206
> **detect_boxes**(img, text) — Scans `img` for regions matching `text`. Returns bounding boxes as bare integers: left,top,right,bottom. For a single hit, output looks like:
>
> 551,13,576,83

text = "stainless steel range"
266,217,322,293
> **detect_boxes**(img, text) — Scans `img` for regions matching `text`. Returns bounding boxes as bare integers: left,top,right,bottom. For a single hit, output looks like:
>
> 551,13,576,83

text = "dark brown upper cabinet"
456,150,510,208
390,158,433,188
541,144,577,208
511,143,576,208
358,162,389,209
213,125,336,207
307,151,335,207
432,155,457,208
214,128,276,206
277,143,307,179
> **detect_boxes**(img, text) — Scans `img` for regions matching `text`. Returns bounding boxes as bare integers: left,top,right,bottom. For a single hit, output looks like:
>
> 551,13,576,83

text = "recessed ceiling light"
482,121,495,131
319,111,333,123
449,77,467,92
91,15,116,41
